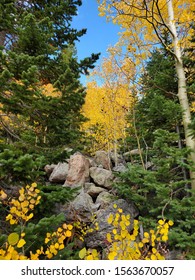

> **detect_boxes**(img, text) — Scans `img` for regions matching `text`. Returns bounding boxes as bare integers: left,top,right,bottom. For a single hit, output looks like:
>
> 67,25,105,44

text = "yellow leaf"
54,243,59,249
79,247,87,259
91,249,98,257
59,244,64,250
17,239,26,248
106,233,112,243
168,220,174,226
151,254,157,260
144,232,149,238
107,214,113,224
67,224,73,230
108,251,117,260
158,219,165,225
31,183,37,188
0,190,7,200
8,233,19,245
19,195,25,202
65,230,72,237
86,255,93,260
30,198,35,204
26,213,33,221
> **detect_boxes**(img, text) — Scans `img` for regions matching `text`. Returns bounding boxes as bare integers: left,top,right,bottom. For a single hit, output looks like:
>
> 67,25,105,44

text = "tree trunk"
167,0,195,189
0,31,6,47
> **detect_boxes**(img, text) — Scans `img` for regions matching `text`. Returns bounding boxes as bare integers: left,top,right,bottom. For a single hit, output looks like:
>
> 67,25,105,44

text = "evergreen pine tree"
0,0,99,163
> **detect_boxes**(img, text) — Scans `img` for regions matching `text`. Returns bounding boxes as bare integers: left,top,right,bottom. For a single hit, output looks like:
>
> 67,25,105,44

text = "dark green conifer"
0,0,99,161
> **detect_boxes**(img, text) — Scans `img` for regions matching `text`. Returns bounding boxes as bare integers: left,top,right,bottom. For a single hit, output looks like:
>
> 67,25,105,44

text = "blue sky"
72,0,121,84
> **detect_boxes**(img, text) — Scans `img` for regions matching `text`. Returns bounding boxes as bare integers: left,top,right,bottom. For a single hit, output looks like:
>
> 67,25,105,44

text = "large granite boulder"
64,153,90,188
64,189,99,223
89,167,114,189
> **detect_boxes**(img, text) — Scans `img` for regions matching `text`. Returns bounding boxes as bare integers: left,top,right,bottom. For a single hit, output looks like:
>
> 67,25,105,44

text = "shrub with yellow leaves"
5,182,41,226
79,247,100,260
106,206,173,260
79,204,174,260
0,183,74,260
73,214,99,242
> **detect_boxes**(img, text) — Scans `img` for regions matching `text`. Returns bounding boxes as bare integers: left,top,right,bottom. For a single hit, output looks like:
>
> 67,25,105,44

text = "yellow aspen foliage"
98,0,194,50
44,223,73,259
5,182,41,225
79,204,173,260
73,214,99,242
104,206,173,260
82,50,135,154
41,83,61,98
79,247,100,260
0,186,74,260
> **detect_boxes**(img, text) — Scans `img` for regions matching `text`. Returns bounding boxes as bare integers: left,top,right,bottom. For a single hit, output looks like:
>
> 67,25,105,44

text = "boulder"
84,183,105,199
94,150,112,170
64,153,90,188
109,151,126,165
49,162,69,183
89,167,114,189
64,189,99,223
85,199,139,248
95,191,116,209
112,163,127,173
44,164,57,176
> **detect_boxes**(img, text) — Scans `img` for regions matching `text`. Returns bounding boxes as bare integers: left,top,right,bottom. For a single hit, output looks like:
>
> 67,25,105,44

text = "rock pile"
44,150,139,249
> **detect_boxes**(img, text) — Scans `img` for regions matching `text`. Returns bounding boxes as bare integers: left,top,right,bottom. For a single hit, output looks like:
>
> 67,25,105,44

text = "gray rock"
64,189,99,223
84,183,105,198
112,163,127,173
95,191,116,209
49,162,69,183
89,167,114,189
94,150,112,170
44,164,57,176
109,151,126,165
85,198,139,248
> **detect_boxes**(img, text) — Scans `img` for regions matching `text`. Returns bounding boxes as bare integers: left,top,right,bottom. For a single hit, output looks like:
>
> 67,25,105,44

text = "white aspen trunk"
166,0,195,189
